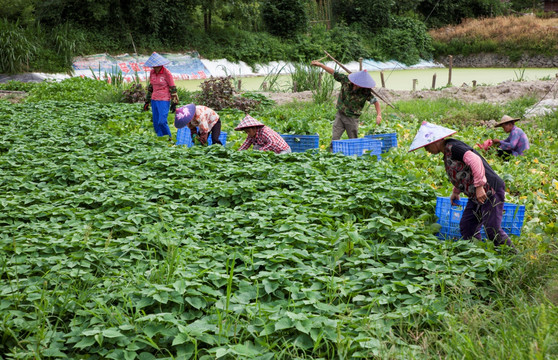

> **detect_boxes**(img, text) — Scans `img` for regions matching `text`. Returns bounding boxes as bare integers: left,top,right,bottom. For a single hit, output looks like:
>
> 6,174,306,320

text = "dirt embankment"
265,78,558,106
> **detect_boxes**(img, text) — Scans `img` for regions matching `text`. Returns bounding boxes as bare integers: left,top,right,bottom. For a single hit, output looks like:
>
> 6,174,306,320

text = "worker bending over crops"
174,104,223,146
143,52,179,143
235,115,291,154
409,121,516,253
311,60,382,150
491,115,530,160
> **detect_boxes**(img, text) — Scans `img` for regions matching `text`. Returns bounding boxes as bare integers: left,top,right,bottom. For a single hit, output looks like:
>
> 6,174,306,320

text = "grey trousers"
329,110,359,151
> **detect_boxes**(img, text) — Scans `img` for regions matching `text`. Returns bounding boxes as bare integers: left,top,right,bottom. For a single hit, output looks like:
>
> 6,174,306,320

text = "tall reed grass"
430,16,558,57
0,19,36,74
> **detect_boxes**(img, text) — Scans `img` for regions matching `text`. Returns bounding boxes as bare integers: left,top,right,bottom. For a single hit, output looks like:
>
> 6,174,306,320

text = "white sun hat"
408,121,457,152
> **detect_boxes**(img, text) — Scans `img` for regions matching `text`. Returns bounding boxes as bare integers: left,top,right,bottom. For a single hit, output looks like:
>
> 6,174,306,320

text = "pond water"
176,68,558,92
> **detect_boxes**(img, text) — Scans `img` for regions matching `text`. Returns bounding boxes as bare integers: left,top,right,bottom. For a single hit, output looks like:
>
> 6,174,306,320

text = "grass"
429,16,558,57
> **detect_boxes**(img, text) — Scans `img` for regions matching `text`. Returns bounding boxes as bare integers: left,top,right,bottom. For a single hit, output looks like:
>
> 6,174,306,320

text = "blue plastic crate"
176,127,228,147
280,134,320,153
435,196,526,239
331,138,382,159
364,133,398,153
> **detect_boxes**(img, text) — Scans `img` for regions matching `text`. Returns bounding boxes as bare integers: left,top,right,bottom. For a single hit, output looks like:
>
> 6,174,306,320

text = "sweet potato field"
1,80,558,359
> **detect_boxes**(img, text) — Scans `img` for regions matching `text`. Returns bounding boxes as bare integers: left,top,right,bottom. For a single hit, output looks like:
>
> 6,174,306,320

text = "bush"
196,76,261,113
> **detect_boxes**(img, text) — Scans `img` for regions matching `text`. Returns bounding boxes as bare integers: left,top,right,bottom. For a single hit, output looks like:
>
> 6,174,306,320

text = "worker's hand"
192,133,201,145
376,114,382,125
143,102,150,112
476,186,487,204
171,93,179,104
492,139,500,144
310,60,322,67
450,192,460,206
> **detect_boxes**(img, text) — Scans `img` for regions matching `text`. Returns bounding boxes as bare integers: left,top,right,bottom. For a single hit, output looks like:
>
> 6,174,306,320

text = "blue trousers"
151,100,171,137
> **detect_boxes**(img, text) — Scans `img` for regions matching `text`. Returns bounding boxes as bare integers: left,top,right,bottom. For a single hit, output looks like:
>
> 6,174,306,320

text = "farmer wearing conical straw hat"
311,61,382,150
174,103,223,146
234,115,291,154
491,115,530,160
143,52,179,143
409,121,516,252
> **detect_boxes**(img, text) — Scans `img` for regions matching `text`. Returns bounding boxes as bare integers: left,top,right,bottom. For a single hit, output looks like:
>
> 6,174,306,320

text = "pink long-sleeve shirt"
149,67,175,101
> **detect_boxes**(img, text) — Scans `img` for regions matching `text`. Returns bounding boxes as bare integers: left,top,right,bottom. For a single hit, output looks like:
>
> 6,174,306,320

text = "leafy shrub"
375,17,433,65
188,28,287,67
121,83,146,104
333,0,392,32
196,76,261,113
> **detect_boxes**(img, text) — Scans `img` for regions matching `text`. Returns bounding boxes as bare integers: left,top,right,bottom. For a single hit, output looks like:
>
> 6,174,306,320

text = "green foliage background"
1,0,550,74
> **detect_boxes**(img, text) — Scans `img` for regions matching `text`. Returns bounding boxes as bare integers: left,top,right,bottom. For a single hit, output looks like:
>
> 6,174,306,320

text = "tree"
331,0,394,32
262,0,309,38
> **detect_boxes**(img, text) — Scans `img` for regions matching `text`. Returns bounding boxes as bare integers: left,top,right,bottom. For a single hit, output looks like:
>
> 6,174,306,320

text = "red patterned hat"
234,115,265,131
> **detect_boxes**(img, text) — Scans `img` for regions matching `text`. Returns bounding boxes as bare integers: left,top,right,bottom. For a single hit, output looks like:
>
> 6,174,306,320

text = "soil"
263,78,558,106
0,90,27,103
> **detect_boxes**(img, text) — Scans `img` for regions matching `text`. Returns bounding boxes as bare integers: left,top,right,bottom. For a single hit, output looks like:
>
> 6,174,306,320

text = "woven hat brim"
144,53,170,67
495,118,520,127
408,132,456,152
408,122,457,152
348,71,376,88
234,116,265,131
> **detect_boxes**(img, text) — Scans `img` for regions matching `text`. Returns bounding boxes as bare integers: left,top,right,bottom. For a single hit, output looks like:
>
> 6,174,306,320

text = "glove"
192,133,202,146
143,102,150,112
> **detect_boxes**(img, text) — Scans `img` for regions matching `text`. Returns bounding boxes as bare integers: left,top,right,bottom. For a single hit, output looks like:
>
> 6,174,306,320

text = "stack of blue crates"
364,133,398,153
280,134,320,153
331,138,382,160
435,196,526,239
176,127,228,147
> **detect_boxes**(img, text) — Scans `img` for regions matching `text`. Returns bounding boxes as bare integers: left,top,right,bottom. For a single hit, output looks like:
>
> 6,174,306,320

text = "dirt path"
264,78,558,106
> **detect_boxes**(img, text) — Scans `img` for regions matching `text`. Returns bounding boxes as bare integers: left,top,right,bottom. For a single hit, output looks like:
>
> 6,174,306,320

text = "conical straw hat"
348,70,376,88
408,121,457,152
144,52,170,67
495,114,520,127
234,115,265,130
